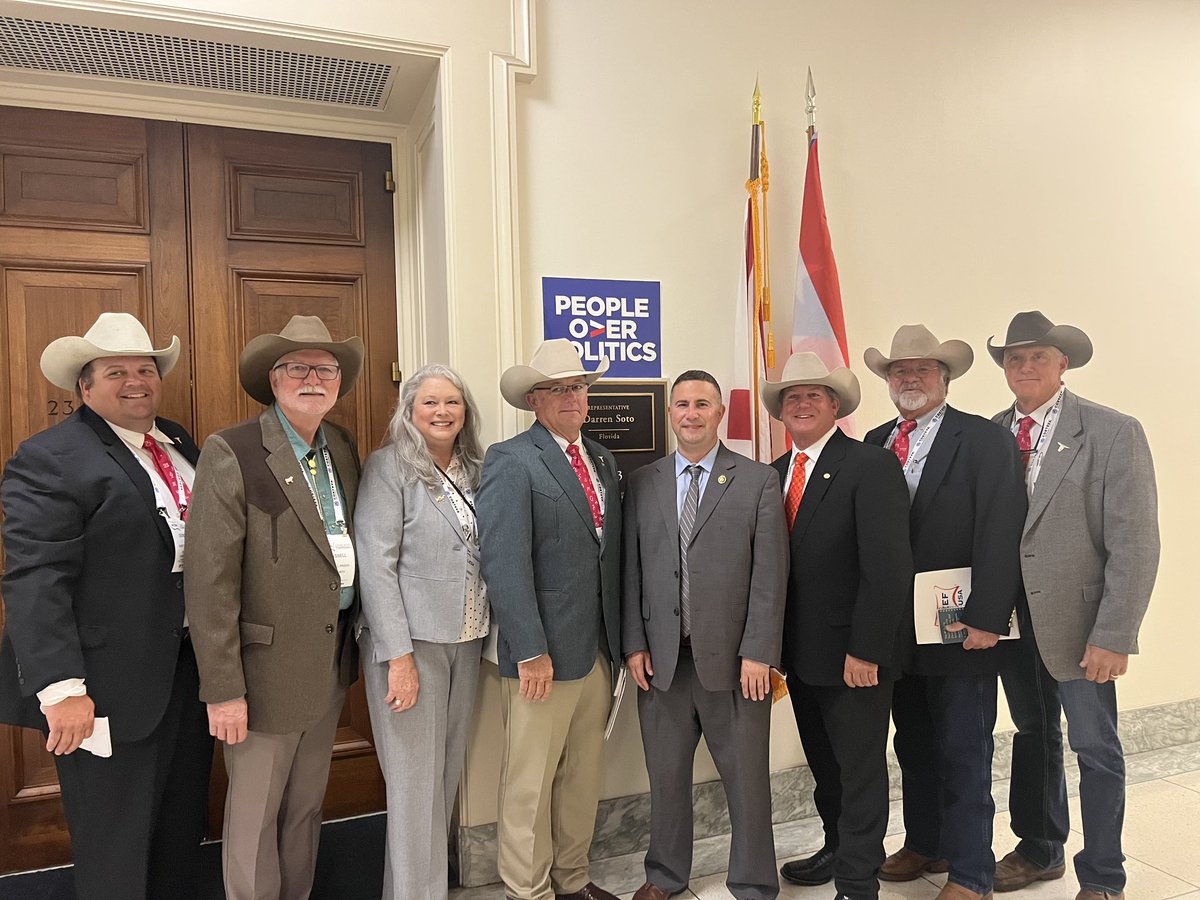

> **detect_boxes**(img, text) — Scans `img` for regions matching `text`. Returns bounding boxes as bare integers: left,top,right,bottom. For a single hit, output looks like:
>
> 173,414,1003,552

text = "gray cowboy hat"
239,315,364,405
987,311,1093,368
863,324,973,380
41,312,180,392
760,351,861,419
500,339,609,411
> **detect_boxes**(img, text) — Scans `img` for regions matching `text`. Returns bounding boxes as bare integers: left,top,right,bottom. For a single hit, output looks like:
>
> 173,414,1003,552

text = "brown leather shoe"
936,885,993,900
631,882,675,900
994,849,1067,892
1075,890,1124,900
880,846,951,881
556,883,621,900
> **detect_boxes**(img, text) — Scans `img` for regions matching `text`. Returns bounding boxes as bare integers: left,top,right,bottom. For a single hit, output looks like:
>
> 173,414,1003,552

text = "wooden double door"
0,105,397,872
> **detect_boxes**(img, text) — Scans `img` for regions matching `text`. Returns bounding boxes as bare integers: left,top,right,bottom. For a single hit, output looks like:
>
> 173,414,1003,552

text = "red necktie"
785,452,809,529
1016,415,1036,471
892,419,918,466
143,434,190,519
566,444,603,528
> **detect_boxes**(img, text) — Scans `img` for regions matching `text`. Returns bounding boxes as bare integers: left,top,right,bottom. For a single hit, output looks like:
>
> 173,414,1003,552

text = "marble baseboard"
456,696,1200,888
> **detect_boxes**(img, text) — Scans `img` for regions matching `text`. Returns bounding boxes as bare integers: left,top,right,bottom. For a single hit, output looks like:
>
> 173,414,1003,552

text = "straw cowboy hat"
987,310,1093,368
500,339,609,411
40,312,181,392
239,315,364,406
760,351,861,419
863,324,974,381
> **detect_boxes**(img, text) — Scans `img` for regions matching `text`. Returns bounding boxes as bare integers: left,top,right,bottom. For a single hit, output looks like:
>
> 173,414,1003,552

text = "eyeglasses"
887,365,940,381
273,363,341,381
531,383,588,397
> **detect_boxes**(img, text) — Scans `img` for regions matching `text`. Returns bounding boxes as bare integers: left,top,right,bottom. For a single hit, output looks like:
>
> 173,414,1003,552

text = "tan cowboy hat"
863,324,974,380
500,339,610,411
40,312,180,392
760,351,861,419
987,310,1093,368
239,315,364,405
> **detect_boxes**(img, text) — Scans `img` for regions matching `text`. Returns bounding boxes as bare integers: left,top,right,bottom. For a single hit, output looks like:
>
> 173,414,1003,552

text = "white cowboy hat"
863,324,974,380
40,312,180,392
239,315,364,406
760,351,861,419
500,339,609,411
987,310,1093,368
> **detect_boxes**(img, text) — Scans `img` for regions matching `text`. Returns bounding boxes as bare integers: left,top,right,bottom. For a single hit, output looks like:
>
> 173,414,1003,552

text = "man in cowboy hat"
860,325,1027,900
622,369,788,900
478,338,622,900
987,312,1158,900
762,352,913,900
0,312,212,900
185,314,364,900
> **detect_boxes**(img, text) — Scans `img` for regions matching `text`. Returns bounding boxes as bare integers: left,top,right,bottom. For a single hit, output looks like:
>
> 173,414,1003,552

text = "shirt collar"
548,429,584,456
896,401,947,431
275,403,327,459
1017,385,1064,426
791,424,837,465
105,418,172,450
675,442,720,477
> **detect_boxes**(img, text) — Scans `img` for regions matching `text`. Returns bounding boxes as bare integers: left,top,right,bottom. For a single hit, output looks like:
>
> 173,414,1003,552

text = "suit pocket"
1082,583,1104,603
239,620,275,647
78,625,108,648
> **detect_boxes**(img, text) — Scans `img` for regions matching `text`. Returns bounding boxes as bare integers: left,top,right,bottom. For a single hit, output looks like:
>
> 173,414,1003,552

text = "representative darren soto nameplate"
582,380,667,480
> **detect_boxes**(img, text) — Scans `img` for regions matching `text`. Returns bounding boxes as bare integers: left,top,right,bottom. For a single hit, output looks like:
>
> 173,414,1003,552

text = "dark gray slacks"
637,649,778,900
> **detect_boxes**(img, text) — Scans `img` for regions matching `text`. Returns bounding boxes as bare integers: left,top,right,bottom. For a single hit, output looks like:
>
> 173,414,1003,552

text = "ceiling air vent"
0,15,392,108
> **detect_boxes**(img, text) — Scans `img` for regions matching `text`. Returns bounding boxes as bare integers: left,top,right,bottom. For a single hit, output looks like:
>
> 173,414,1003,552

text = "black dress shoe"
556,882,620,900
780,845,836,886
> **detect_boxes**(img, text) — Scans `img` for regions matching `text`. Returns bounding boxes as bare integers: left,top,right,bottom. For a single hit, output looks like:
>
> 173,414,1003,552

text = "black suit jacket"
865,405,1027,676
773,428,914,687
0,405,199,742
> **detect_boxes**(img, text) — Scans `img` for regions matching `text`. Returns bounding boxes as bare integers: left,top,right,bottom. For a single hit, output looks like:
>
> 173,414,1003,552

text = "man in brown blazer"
186,315,364,900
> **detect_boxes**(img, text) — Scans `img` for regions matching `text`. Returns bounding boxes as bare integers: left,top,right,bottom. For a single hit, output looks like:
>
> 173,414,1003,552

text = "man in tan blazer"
186,315,364,900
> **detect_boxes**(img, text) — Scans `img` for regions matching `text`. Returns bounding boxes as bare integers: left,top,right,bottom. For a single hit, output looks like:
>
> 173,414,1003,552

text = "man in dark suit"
478,339,623,900
861,325,1027,900
0,313,212,900
623,370,788,900
989,312,1158,900
763,352,913,900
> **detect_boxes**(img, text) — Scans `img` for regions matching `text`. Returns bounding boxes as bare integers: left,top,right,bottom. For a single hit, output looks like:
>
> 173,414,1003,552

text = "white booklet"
603,665,628,742
913,567,1020,645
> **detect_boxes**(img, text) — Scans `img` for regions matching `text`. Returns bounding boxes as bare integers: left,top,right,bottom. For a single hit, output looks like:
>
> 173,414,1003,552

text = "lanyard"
301,447,348,534
1018,387,1064,488
886,405,946,475
434,464,476,517
134,452,189,519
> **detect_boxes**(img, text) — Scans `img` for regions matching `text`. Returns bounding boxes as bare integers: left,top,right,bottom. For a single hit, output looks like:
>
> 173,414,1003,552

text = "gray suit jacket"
478,421,622,681
354,445,484,662
621,443,788,693
994,388,1159,680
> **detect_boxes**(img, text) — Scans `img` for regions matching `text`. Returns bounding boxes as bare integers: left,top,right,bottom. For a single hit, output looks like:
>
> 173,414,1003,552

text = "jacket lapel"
910,406,961,525
790,428,846,545
1024,389,1082,536
687,444,734,545
261,411,336,567
533,423,600,542
652,455,681,547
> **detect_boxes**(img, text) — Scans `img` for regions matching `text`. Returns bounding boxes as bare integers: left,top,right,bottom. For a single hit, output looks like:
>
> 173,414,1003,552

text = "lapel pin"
285,476,294,485
1057,442,1070,452
717,474,727,484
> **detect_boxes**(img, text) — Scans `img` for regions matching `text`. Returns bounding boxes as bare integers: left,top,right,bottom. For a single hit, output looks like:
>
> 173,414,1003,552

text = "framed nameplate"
583,380,668,481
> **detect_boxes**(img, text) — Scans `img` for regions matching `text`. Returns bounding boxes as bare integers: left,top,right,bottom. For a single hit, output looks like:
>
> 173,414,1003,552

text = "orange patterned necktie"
785,452,809,529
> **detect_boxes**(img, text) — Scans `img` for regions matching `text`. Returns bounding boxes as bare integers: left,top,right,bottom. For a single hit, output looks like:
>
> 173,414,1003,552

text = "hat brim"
759,369,861,419
986,325,1093,369
40,335,180,393
863,340,974,381
500,356,610,410
239,334,365,406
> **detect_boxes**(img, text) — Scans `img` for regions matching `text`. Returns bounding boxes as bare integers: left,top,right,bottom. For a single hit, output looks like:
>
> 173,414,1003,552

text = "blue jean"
999,634,1069,869
1058,678,1126,894
892,672,998,895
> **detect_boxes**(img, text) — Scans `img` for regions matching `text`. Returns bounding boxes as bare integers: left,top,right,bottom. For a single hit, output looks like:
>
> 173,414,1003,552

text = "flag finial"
805,68,817,136
752,76,762,125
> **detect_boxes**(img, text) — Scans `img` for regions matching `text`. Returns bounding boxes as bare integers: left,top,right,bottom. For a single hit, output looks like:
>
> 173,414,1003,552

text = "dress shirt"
783,425,838,496
885,403,947,501
548,430,606,535
674,443,720,517
1010,385,1064,492
440,461,489,642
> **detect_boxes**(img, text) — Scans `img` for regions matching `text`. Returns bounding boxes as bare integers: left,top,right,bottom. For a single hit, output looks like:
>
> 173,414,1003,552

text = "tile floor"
451,741,1200,900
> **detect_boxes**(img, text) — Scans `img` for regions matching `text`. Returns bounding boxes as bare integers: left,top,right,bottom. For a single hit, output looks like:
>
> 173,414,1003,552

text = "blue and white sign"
541,276,661,378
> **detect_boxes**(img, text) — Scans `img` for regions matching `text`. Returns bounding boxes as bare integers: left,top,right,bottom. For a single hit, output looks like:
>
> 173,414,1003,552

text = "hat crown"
82,312,157,353
527,338,589,378
779,351,838,383
887,324,945,360
276,315,336,346
1004,310,1055,344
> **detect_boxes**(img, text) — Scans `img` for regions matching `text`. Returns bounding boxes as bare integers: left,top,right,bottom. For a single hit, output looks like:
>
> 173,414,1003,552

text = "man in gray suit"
623,370,788,900
988,312,1159,900
478,339,623,900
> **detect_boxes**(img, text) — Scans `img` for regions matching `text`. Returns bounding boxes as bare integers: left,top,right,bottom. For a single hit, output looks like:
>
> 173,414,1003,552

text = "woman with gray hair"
354,363,488,900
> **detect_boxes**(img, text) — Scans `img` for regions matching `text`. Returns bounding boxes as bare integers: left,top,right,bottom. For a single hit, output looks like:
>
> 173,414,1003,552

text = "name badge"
166,517,186,573
327,533,356,588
